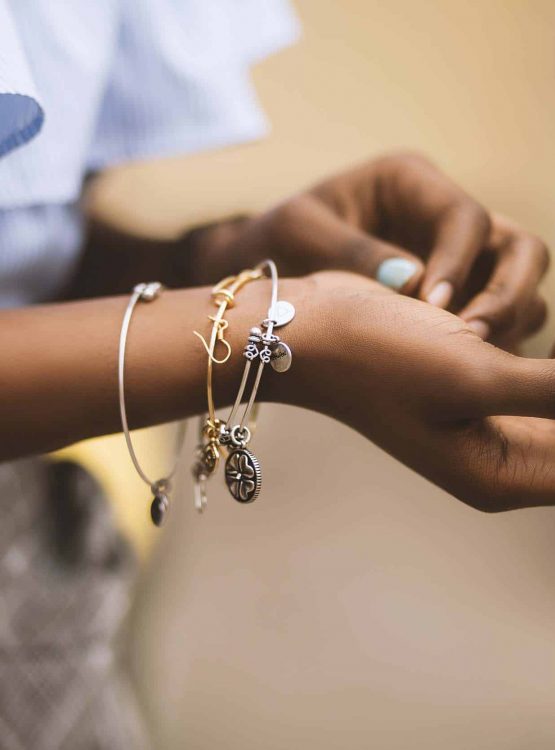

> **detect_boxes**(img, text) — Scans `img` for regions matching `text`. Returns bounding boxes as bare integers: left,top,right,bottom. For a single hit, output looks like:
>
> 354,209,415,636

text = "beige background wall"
88,1,555,748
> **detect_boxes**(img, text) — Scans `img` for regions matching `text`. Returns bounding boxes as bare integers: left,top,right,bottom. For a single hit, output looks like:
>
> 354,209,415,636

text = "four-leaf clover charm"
225,449,262,503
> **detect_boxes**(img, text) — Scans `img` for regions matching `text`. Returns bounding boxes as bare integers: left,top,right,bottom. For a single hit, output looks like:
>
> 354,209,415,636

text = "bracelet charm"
220,260,294,504
225,448,262,503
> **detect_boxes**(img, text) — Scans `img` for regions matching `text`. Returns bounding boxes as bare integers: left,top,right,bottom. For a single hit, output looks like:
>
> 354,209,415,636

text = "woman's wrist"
129,275,320,430
221,275,320,410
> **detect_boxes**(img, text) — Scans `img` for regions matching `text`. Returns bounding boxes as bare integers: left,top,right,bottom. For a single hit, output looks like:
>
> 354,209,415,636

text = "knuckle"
532,295,548,330
529,236,550,274
380,149,434,171
481,284,518,330
522,296,548,336
465,481,504,513
469,483,510,513
272,195,307,225
456,424,511,512
460,199,492,236
507,232,550,276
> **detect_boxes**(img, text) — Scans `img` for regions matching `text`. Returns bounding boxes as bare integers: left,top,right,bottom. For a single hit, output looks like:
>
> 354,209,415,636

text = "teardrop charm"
150,493,169,527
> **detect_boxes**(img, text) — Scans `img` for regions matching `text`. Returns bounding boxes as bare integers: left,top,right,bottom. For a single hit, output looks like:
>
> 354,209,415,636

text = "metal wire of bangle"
191,267,264,513
225,259,279,431
194,267,263,426
118,282,186,492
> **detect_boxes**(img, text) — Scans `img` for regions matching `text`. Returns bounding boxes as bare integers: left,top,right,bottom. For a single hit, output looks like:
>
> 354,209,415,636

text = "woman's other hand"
190,153,549,348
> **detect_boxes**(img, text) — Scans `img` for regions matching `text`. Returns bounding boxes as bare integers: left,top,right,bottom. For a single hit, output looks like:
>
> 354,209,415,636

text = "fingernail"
467,319,490,340
426,280,453,308
377,258,419,291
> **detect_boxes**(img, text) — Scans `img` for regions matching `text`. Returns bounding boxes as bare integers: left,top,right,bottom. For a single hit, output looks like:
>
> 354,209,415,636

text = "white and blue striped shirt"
0,0,299,306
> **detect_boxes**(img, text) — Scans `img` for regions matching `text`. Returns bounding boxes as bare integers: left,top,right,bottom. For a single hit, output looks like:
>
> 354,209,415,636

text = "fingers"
458,223,549,341
362,152,493,307
415,344,555,510
272,195,425,293
419,200,491,308
460,345,555,421
487,295,547,354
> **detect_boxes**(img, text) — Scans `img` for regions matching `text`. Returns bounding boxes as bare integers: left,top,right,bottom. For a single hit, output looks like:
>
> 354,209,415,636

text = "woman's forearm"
63,220,185,300
64,217,249,300
3,278,311,460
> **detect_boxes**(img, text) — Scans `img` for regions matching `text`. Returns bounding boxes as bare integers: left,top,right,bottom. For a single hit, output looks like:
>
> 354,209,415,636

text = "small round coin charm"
270,341,292,372
225,448,262,503
268,300,296,328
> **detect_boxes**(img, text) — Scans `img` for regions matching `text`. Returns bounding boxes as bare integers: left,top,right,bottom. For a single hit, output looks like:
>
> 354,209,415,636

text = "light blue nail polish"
376,258,418,290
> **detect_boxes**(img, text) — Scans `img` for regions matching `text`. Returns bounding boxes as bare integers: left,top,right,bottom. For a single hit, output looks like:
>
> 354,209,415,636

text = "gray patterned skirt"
0,458,150,750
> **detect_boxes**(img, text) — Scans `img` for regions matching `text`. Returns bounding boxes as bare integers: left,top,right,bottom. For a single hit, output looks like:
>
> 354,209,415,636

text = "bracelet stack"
117,260,294,527
192,259,295,511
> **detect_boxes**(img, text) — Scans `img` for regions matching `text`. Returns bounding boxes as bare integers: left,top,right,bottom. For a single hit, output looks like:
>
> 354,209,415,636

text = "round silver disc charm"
271,341,292,372
268,300,296,328
225,448,261,503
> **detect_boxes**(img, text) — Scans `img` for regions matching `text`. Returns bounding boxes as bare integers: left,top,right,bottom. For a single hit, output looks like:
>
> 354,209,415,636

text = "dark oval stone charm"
225,448,261,504
150,493,169,527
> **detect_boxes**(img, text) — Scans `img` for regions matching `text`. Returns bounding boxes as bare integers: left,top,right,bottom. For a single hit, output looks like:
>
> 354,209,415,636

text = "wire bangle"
194,268,262,423
219,259,295,504
118,282,186,527
225,260,279,429
192,259,295,510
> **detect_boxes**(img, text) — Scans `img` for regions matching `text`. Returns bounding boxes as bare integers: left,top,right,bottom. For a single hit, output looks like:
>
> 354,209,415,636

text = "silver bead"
139,281,163,302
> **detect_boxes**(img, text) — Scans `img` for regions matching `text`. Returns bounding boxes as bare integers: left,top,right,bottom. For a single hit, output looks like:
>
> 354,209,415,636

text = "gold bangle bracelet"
192,267,263,511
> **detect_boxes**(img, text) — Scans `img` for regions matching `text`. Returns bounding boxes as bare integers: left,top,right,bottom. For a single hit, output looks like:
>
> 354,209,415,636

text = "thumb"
462,345,555,420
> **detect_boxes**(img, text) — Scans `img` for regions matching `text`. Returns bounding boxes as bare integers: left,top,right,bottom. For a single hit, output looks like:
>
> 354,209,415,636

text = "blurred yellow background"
77,1,555,747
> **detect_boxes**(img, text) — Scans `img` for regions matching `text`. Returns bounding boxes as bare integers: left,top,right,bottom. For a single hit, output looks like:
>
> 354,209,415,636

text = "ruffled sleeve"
88,0,300,169
0,0,43,158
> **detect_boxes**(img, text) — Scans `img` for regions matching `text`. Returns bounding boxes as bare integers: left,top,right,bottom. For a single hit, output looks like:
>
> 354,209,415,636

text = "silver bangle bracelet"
219,259,295,504
118,282,186,527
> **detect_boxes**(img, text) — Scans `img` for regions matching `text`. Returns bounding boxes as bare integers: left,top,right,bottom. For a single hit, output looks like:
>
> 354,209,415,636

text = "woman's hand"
189,153,549,347
270,271,555,512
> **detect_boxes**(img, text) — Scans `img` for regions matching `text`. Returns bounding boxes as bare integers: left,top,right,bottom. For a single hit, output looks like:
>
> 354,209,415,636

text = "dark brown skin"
4,153,553,512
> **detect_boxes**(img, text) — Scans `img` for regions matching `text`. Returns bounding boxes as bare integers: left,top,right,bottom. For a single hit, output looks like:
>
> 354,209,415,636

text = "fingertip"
466,319,490,340
376,257,423,293
424,280,454,309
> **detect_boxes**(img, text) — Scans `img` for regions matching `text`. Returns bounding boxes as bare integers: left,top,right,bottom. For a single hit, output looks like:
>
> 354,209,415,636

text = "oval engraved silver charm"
268,300,296,328
271,341,292,372
225,448,261,503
